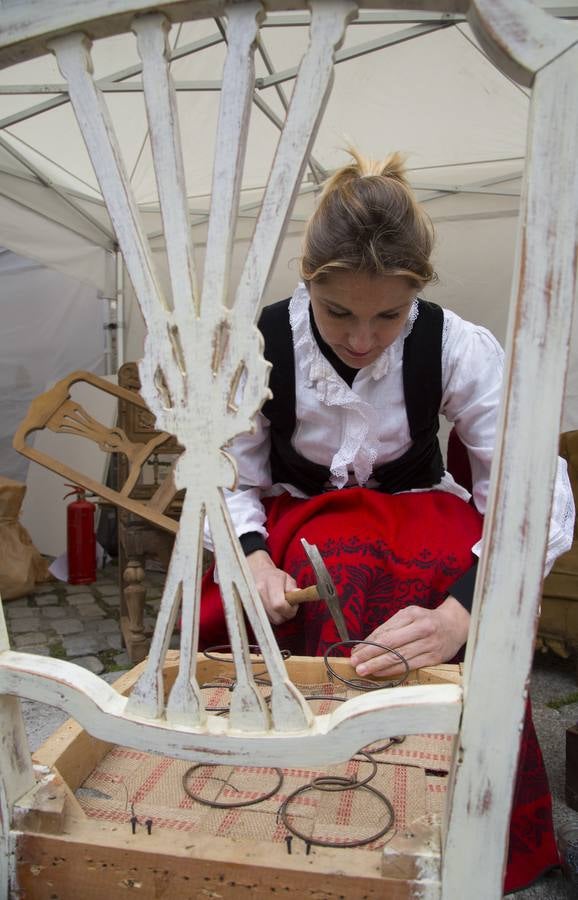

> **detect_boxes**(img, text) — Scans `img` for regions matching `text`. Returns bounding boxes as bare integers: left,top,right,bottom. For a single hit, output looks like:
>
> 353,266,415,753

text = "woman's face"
308,271,417,368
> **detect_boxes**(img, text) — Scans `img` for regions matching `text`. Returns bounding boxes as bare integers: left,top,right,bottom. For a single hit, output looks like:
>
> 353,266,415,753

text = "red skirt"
200,487,558,893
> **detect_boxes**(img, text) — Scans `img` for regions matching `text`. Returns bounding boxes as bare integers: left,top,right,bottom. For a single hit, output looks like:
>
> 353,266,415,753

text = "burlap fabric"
77,746,432,847
0,475,52,600
77,679,452,848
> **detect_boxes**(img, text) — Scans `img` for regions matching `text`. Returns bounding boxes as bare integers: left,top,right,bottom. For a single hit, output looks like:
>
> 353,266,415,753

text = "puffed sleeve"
203,410,272,553
440,310,575,574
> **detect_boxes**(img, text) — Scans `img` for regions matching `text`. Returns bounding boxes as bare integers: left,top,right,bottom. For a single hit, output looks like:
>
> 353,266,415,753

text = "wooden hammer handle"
285,585,320,605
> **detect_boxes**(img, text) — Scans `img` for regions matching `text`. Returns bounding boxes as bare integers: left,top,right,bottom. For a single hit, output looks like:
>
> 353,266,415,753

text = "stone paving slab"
67,593,99,605
93,620,121,634
61,634,101,657
41,607,68,619
5,606,38,619
64,584,97,594
35,594,61,606
13,633,49,650
112,651,131,668
81,605,106,618
74,655,105,675
105,634,123,650
9,617,43,634
32,582,60,593
52,619,84,636
97,584,120,596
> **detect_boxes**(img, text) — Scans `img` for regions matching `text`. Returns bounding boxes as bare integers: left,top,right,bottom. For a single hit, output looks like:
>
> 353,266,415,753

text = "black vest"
259,298,445,495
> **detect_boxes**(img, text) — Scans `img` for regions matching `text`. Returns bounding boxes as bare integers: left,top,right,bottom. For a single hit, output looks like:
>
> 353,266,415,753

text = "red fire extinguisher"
63,485,96,585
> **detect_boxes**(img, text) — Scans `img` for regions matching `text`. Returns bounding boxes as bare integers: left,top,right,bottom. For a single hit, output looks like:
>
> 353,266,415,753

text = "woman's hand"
349,596,470,677
247,550,299,626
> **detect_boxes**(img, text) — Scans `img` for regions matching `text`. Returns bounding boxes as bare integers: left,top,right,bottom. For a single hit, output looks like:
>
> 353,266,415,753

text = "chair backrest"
1,4,577,898
13,369,182,534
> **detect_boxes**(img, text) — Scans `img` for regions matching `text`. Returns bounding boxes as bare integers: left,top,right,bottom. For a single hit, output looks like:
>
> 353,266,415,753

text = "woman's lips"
342,347,376,359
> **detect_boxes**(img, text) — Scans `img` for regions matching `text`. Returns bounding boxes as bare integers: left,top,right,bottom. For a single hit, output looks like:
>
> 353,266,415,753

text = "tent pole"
116,249,125,372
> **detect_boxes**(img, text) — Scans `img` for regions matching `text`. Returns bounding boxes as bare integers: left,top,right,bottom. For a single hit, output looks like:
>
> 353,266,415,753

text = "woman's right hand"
246,550,299,625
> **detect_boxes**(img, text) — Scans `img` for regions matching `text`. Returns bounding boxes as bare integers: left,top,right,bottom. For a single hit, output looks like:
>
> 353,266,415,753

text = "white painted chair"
0,2,576,897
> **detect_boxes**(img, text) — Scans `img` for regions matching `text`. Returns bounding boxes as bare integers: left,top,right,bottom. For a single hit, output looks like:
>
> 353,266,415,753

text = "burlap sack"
0,476,52,600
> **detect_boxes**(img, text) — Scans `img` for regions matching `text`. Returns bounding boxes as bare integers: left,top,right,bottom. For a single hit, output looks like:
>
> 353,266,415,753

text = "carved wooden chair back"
13,363,184,664
1,3,577,898
13,368,181,536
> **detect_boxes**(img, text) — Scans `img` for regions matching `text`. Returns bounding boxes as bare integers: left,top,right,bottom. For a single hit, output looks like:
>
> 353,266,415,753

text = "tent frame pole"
116,249,125,371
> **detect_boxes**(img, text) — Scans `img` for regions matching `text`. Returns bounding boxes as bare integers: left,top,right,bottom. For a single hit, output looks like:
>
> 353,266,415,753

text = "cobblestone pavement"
3,562,164,676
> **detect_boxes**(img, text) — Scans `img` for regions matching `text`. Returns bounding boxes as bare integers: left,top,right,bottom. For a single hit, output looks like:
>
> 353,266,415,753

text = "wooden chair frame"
19,654,463,898
13,367,183,662
1,2,577,897
13,370,181,536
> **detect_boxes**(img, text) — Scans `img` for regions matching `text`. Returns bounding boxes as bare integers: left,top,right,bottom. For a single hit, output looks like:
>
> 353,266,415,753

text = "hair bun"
320,147,409,198
377,151,408,184
348,146,408,184
301,145,435,288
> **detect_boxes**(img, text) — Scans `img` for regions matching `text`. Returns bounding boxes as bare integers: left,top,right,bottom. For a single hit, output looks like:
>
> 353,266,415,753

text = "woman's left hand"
349,596,470,677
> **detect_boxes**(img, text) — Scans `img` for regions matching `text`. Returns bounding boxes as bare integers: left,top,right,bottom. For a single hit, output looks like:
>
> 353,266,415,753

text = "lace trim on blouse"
288,283,419,489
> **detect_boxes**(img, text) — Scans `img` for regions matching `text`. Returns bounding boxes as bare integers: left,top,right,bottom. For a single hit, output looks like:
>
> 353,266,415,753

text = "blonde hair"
300,148,436,289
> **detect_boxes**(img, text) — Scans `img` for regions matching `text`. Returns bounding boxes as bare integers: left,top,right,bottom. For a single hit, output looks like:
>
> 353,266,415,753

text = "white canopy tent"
0,0,577,482
0,248,107,482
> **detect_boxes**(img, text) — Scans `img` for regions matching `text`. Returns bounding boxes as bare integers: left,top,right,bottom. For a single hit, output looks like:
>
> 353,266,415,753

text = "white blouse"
205,283,575,574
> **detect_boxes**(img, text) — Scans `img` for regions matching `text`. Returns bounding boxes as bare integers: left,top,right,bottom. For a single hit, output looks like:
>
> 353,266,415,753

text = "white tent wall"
0,248,107,482
0,195,115,292
0,183,116,485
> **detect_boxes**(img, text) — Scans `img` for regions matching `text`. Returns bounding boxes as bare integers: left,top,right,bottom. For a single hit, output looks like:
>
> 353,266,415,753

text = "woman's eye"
379,312,401,321
326,307,350,318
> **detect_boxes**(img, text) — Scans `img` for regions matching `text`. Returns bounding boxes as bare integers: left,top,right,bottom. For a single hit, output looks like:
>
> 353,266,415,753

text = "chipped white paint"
443,5,578,897
0,602,36,900
413,878,442,900
0,4,577,900
470,0,578,85
132,11,210,728
0,650,462,766
49,3,356,735
232,0,357,327
201,2,264,311
415,854,442,888
382,819,442,898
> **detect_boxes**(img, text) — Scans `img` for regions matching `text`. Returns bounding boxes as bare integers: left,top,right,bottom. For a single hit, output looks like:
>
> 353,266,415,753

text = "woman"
201,149,574,892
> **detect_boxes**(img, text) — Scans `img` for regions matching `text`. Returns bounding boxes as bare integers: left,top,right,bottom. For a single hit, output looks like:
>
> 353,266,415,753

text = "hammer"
284,538,349,642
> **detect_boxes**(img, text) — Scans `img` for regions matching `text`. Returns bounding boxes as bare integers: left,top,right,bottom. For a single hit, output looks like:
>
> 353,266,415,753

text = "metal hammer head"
300,538,349,642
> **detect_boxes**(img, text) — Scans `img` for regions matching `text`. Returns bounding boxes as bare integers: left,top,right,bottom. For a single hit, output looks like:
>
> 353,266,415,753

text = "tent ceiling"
0,0,574,248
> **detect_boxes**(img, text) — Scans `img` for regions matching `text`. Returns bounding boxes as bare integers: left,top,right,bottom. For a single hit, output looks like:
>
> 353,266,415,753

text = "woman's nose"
348,323,373,352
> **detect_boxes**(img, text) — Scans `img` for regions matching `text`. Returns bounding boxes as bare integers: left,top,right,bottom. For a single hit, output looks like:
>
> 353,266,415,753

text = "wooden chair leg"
121,558,148,663
120,521,150,664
